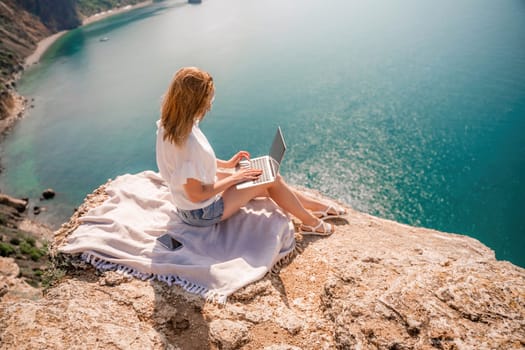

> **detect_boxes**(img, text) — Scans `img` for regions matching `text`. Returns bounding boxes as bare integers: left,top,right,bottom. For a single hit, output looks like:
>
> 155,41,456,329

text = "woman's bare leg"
218,170,330,215
221,175,323,228
265,176,319,226
291,188,346,217
291,189,328,212
220,184,269,220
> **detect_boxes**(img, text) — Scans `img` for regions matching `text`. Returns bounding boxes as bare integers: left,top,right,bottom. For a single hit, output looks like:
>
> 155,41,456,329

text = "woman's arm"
183,167,262,203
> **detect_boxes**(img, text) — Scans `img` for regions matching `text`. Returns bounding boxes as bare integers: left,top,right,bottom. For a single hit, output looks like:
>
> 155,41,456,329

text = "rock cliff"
15,0,80,31
0,0,50,123
0,183,523,350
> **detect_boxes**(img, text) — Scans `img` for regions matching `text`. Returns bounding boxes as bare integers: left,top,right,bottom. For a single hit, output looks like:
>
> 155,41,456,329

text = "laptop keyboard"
250,157,272,183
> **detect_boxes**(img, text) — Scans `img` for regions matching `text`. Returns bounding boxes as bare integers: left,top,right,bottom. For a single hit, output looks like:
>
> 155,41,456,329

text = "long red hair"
161,67,214,146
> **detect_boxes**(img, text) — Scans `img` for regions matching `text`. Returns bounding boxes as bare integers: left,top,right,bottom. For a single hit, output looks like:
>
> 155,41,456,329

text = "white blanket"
59,171,295,302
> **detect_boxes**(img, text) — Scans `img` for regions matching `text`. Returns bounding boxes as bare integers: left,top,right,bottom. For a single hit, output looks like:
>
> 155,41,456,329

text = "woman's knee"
274,174,288,187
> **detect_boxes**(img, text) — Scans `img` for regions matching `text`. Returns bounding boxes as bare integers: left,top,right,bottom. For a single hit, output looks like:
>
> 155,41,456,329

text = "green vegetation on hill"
0,212,49,288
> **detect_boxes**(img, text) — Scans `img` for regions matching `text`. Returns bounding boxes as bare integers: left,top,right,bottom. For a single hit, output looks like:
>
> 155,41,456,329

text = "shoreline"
0,93,27,140
24,31,68,68
82,1,154,26
24,1,154,69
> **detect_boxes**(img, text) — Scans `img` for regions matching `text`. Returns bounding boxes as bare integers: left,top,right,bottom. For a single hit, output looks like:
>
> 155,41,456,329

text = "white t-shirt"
156,120,218,210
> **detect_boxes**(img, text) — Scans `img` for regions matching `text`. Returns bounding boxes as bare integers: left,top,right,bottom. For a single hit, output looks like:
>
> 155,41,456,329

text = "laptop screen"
269,127,287,164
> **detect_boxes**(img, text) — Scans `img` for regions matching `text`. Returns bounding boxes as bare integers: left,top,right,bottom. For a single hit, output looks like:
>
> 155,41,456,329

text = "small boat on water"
99,37,109,42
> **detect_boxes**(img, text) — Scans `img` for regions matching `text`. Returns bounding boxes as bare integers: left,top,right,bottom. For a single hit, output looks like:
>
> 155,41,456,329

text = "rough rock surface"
0,197,52,291
0,257,41,301
0,183,523,350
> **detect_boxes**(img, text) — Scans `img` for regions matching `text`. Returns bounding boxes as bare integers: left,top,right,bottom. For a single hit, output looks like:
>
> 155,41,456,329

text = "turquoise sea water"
1,0,524,266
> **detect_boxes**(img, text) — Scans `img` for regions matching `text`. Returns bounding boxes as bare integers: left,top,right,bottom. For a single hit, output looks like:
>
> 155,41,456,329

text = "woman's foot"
299,219,335,236
311,204,347,219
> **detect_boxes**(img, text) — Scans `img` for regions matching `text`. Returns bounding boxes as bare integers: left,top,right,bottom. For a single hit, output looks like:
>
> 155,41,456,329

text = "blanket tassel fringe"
81,242,297,304
81,252,228,303
271,243,300,275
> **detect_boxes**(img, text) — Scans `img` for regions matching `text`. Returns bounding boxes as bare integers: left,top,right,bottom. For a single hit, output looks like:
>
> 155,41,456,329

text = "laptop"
236,127,287,189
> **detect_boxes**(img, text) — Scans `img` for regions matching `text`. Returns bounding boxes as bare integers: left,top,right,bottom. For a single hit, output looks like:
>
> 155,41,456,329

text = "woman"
156,67,344,234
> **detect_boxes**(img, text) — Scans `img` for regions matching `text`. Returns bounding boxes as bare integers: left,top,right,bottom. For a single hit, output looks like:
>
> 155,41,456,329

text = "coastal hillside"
0,0,82,121
1,184,524,349
0,0,150,122
15,0,80,31
0,0,50,122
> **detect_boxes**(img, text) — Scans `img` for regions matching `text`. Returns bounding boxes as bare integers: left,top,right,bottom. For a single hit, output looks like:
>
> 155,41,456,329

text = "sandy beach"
24,1,153,68
24,31,68,67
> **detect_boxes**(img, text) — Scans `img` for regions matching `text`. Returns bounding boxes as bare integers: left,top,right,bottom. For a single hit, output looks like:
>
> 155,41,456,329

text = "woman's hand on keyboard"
231,168,262,184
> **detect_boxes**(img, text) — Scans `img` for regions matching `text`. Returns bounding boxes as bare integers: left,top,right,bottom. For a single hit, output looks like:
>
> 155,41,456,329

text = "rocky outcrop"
0,193,27,212
0,184,523,349
0,257,41,301
0,196,52,293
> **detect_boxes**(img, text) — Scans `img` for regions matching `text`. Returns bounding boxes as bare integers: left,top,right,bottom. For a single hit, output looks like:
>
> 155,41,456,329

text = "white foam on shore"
82,1,153,26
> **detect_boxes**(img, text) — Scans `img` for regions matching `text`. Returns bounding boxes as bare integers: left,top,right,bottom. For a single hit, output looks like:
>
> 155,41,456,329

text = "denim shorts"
176,196,224,227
